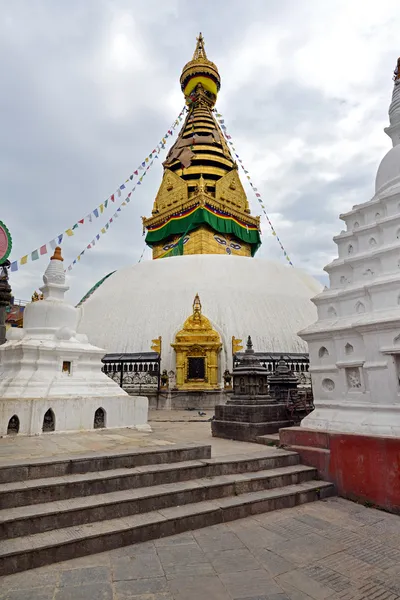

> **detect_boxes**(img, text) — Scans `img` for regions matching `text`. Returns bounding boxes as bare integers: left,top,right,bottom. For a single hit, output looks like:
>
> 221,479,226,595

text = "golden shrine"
143,34,261,260
171,294,222,391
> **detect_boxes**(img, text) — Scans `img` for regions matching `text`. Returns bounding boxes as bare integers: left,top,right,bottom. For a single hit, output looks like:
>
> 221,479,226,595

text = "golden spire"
192,33,207,60
193,293,202,317
51,246,64,262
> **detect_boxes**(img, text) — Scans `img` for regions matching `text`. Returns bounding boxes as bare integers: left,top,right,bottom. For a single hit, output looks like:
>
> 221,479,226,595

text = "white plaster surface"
299,75,400,437
0,253,149,436
77,254,322,378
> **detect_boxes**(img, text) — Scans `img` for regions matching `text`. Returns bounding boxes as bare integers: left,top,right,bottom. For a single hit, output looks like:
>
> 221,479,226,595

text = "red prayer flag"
40,245,47,255
78,219,84,224
111,194,115,202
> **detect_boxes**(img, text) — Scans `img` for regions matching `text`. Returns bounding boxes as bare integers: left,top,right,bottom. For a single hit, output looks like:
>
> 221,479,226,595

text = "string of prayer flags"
10,107,187,273
213,108,294,267
65,156,157,272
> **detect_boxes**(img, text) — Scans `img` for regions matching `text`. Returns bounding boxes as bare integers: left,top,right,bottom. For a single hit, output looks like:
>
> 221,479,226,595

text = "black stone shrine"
212,336,291,441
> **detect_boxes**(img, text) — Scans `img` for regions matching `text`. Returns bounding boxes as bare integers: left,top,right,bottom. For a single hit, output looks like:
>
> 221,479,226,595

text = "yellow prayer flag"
65,229,74,237
77,255,81,261
100,204,104,213
20,255,28,265
101,228,106,234
122,202,126,206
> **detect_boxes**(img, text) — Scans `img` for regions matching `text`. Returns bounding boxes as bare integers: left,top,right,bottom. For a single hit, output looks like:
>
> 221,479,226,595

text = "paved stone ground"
2,496,400,599
0,412,259,464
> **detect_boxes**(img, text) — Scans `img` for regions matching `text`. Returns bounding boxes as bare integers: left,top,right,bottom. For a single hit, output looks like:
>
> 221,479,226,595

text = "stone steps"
0,443,335,576
0,480,333,576
0,464,316,539
0,450,300,509
0,443,211,484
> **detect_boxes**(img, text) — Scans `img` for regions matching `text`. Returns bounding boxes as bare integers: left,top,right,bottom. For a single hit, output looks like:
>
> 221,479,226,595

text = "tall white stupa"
299,58,400,437
0,248,149,435
280,58,400,513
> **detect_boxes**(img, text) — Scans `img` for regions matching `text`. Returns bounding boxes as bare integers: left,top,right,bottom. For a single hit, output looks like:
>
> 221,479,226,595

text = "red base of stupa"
279,427,400,514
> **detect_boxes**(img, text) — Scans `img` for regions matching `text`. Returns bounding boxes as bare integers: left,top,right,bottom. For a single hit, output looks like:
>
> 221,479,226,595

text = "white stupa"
299,60,400,437
77,35,323,396
0,247,149,436
78,254,322,379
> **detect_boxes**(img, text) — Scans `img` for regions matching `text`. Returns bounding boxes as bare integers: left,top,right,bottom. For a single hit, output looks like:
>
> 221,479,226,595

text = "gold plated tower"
143,34,261,259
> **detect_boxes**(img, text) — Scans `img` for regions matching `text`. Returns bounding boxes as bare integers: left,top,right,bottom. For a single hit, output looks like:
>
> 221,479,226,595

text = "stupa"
78,34,322,404
0,248,149,435
280,58,400,512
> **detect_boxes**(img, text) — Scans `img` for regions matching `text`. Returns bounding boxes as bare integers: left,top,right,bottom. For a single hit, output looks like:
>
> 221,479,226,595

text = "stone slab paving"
2,497,400,600
0,415,266,464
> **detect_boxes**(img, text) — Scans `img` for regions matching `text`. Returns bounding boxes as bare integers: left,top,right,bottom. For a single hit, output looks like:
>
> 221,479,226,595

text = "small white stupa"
299,59,400,437
0,247,149,436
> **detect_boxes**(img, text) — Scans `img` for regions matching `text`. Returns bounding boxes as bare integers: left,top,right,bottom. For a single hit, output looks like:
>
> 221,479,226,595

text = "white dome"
77,254,321,376
375,143,400,195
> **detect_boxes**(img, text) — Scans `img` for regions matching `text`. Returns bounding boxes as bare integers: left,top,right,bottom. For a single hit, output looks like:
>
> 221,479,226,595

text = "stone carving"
346,368,362,389
348,245,354,254
369,237,377,246
345,343,354,355
168,370,176,389
355,301,366,314
318,347,329,358
322,378,335,391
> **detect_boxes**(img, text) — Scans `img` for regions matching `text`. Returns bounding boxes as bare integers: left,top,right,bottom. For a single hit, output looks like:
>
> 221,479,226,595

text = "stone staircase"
0,443,334,576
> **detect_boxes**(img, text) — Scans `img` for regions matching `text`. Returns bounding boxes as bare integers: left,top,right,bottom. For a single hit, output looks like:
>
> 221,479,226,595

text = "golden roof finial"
192,32,207,61
193,293,202,316
51,246,64,262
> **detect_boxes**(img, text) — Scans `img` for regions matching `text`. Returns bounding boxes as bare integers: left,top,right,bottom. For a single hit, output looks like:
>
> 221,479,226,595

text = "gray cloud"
1,0,399,304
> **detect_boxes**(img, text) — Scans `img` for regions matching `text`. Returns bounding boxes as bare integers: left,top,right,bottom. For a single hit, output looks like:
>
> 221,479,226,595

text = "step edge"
0,465,318,523
0,480,335,559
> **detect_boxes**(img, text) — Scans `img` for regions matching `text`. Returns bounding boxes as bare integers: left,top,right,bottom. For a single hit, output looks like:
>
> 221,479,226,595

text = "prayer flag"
10,261,18,272
72,224,78,230
49,239,57,250
120,184,126,190
66,229,74,237
40,245,47,255
20,255,28,265
101,228,106,234
78,219,84,225
58,234,63,244
100,204,104,213
110,194,115,202
94,208,99,218
31,249,39,261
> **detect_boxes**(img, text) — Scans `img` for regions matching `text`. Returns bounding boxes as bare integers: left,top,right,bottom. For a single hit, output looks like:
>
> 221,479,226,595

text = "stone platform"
212,402,291,441
280,427,400,514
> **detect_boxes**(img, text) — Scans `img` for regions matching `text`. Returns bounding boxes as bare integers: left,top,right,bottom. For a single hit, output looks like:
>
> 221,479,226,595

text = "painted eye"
214,236,227,245
163,244,174,251
230,243,241,250
183,236,190,245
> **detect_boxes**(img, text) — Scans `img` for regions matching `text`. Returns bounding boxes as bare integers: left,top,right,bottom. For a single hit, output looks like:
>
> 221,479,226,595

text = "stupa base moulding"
0,396,149,437
279,427,400,513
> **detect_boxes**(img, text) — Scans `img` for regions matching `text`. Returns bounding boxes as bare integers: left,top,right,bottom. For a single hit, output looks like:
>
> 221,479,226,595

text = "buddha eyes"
214,236,227,245
214,236,241,251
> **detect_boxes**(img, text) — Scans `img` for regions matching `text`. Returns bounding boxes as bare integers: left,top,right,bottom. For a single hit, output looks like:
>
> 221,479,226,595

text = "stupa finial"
193,293,202,315
246,336,253,351
192,32,207,61
51,246,64,262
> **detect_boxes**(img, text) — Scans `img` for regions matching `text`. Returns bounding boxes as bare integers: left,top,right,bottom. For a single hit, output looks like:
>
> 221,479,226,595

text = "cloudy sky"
2,0,399,305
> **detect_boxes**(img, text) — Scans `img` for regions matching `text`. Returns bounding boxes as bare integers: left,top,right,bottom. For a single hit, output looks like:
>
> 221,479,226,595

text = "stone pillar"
0,261,12,346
